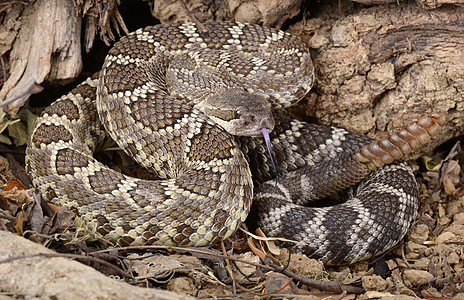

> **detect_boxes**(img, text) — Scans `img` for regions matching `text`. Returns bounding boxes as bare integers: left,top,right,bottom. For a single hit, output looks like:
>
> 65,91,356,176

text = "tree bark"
0,0,127,116
150,0,303,28
291,1,464,157
351,0,464,9
0,0,82,116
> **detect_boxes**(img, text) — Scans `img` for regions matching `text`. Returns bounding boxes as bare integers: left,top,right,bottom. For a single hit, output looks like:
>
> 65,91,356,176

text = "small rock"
446,224,464,236
412,257,430,270
436,231,456,244
405,252,420,260
235,252,259,277
454,212,464,222
443,175,456,195
404,241,427,259
265,272,298,295
424,244,460,257
405,241,427,253
439,215,451,225
403,270,434,287
446,200,464,218
284,252,325,277
309,33,329,49
232,1,261,24
396,281,417,297
229,0,303,27
361,274,388,291
381,295,417,300
448,252,460,264
422,287,442,298
408,224,429,243
166,277,197,296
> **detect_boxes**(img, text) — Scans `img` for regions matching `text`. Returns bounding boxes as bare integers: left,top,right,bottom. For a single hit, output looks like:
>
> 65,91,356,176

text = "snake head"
200,88,275,137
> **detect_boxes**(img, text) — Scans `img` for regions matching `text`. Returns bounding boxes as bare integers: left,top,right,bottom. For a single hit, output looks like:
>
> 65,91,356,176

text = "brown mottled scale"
26,22,313,247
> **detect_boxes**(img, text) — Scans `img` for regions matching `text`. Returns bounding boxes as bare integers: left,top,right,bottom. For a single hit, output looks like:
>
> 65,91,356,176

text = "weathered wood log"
151,0,303,28
0,0,81,115
290,1,464,157
0,0,127,116
351,0,464,9
0,231,193,299
0,1,463,299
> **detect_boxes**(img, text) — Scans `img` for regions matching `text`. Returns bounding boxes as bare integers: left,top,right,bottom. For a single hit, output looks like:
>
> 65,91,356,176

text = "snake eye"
234,110,241,119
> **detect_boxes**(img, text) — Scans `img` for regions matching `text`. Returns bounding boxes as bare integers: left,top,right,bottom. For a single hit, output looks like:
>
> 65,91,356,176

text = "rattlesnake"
26,21,445,265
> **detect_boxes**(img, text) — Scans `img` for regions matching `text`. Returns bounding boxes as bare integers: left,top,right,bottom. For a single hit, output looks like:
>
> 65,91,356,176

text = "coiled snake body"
26,21,445,265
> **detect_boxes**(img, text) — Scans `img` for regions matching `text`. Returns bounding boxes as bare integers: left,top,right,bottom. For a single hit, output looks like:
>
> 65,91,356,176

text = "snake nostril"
261,118,273,131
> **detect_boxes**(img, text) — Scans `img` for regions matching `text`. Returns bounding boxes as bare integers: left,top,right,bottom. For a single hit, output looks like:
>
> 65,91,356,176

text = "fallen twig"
0,79,43,108
0,218,8,231
0,209,16,222
90,245,365,294
220,241,237,293
178,0,207,32
262,256,365,294
429,271,464,288
400,242,413,269
1,56,6,84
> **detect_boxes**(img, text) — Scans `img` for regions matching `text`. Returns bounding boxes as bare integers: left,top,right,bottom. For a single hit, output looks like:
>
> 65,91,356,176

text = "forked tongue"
261,127,281,178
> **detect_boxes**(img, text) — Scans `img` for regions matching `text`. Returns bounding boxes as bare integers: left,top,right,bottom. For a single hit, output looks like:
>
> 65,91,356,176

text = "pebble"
403,270,433,287
278,250,324,277
453,212,464,222
361,275,388,291
166,277,197,296
436,231,456,244
412,257,430,270
448,252,460,264
408,224,429,243
422,287,442,298
446,224,464,236
405,241,427,259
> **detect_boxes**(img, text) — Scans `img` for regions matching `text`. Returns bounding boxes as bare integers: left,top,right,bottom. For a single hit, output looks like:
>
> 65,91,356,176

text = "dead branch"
0,79,42,109
90,245,366,294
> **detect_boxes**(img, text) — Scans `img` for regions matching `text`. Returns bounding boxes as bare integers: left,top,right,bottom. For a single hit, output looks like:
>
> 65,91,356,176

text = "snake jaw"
231,114,275,137
207,114,274,137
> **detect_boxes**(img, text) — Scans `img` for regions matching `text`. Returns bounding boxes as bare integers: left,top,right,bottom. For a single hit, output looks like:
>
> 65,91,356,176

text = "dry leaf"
4,178,27,191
